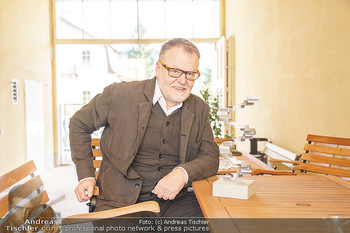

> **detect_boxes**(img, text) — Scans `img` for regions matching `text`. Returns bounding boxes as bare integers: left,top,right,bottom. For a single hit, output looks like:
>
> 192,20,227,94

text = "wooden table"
194,175,350,218
193,153,350,232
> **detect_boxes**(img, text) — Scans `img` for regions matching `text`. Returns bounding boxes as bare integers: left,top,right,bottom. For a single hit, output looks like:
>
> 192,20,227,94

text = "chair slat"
91,138,100,147
92,149,102,157
295,163,350,178
93,160,102,168
300,153,350,167
93,186,99,196
307,134,350,146
252,169,294,176
0,195,8,218
0,160,36,193
304,144,350,157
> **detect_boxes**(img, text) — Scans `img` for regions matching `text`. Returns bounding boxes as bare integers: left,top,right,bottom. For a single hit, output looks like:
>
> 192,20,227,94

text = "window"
82,50,90,65
54,0,222,163
82,91,91,104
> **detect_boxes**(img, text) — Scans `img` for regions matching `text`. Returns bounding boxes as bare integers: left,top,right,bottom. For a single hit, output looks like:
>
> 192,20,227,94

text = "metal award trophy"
217,96,259,171
212,96,259,199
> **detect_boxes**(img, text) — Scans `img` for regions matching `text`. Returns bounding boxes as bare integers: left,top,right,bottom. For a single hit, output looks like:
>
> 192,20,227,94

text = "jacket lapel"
179,96,194,163
136,78,156,149
137,102,152,149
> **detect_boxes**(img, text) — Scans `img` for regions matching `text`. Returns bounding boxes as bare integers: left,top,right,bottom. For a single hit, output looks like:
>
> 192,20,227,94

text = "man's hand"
74,178,96,202
152,168,187,200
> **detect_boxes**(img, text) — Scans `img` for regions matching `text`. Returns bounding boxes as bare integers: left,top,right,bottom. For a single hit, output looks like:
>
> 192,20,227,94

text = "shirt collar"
153,79,163,105
153,79,183,116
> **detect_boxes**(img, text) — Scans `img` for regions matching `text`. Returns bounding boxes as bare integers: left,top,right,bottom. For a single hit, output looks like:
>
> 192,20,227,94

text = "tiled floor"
44,163,90,218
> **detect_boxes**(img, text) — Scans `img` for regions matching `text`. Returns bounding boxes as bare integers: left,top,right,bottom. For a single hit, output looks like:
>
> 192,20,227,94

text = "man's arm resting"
151,168,187,201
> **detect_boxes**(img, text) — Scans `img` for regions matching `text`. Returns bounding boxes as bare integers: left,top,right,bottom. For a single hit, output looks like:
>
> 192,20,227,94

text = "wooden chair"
0,160,160,229
87,138,102,212
0,161,60,233
85,138,160,217
253,134,350,180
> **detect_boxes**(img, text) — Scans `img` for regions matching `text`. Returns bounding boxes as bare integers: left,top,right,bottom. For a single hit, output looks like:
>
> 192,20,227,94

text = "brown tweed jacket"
69,77,219,208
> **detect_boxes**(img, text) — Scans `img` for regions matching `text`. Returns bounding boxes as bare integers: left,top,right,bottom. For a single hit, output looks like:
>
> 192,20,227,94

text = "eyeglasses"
159,61,200,81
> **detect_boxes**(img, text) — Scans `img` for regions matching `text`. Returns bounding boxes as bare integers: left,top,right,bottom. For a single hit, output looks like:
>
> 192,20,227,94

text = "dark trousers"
137,191,204,218
85,192,208,233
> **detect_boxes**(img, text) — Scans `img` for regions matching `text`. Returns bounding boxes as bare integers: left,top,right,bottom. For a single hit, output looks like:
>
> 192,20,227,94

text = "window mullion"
82,0,85,39
137,0,140,39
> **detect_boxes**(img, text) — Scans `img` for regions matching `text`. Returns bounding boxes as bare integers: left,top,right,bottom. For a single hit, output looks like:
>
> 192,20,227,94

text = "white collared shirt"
153,80,183,116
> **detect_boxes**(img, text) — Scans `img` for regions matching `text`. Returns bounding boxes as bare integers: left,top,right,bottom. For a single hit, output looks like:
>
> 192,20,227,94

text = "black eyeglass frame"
159,61,200,81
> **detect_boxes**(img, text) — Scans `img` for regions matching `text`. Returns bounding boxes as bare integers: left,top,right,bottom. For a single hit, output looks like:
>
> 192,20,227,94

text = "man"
69,38,219,217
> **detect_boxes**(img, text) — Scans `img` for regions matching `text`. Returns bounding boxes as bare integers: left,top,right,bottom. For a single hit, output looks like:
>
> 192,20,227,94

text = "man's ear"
155,61,160,77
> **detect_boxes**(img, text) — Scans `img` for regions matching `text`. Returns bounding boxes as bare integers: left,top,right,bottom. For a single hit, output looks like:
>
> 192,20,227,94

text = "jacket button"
157,167,162,171
162,139,167,144
165,121,171,126
135,183,140,188
158,154,163,159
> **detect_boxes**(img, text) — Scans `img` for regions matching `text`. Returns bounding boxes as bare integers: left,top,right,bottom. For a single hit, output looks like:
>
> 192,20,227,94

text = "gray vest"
131,103,181,194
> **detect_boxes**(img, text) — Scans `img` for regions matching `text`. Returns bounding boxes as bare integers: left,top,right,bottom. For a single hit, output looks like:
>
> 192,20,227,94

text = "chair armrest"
86,186,99,212
62,201,160,225
252,168,294,176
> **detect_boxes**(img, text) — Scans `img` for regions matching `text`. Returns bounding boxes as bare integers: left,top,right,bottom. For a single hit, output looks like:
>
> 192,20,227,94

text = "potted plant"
200,83,225,141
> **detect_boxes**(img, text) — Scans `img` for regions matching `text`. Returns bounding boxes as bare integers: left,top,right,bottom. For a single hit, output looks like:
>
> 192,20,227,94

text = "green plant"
200,82,223,138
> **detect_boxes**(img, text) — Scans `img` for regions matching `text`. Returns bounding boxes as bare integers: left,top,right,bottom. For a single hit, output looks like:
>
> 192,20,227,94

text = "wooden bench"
253,134,350,180
0,159,160,228
0,160,60,233
292,134,350,179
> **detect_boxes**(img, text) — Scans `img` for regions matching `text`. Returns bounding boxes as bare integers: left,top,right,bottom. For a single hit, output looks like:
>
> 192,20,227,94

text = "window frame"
52,0,224,45
50,0,226,164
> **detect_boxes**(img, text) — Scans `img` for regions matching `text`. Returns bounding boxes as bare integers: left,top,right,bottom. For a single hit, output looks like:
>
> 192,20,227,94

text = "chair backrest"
90,138,102,210
291,134,350,179
92,138,102,179
0,161,59,232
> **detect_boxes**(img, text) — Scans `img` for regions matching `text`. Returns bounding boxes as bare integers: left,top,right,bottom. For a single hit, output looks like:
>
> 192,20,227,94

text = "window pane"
83,0,111,39
166,0,193,38
56,0,220,39
193,0,220,38
56,1,83,39
138,0,165,38
111,0,138,39
191,43,216,96
110,43,160,79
